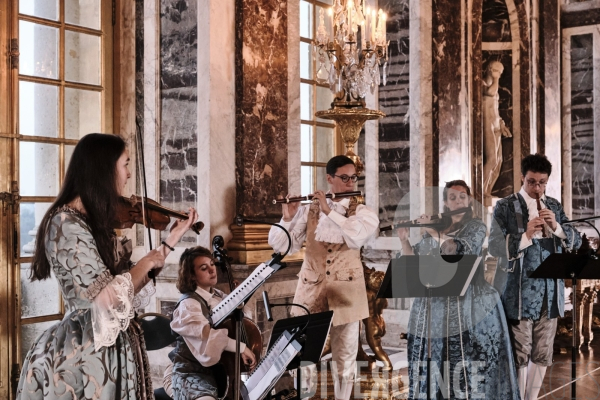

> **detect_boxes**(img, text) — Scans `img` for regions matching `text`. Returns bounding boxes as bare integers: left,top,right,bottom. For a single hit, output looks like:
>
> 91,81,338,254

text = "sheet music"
210,262,276,326
247,340,302,400
244,330,294,393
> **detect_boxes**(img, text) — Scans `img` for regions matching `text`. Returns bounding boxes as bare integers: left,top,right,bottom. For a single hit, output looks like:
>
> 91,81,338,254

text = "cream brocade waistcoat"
292,199,369,326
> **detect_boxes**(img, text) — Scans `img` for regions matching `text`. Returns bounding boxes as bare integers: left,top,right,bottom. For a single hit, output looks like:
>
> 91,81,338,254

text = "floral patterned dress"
406,218,521,399
16,207,153,399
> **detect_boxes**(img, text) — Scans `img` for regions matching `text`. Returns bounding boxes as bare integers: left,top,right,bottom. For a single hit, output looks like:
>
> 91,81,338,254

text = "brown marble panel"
483,0,512,42
541,0,561,193
432,0,483,200
515,0,530,158
562,8,600,29
235,0,288,218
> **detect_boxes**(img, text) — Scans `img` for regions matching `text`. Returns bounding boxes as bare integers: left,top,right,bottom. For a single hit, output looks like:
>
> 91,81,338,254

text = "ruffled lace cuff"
133,281,156,311
91,272,134,351
84,270,114,301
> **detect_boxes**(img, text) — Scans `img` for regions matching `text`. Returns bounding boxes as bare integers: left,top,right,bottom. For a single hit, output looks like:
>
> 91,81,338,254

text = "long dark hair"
176,246,214,294
30,133,126,281
441,180,473,233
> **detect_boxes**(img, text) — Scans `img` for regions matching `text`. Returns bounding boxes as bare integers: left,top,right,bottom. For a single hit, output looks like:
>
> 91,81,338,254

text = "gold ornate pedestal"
315,107,385,175
227,223,305,265
304,366,405,400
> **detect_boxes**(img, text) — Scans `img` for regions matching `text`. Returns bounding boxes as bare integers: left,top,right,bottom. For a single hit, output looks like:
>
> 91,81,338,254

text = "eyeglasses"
525,179,547,187
333,174,359,183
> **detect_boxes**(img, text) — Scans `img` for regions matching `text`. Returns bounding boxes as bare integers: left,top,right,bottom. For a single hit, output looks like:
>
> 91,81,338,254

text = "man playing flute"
268,155,379,400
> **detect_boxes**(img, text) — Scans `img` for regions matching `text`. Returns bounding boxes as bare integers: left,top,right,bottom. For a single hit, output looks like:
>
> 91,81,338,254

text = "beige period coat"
291,200,375,326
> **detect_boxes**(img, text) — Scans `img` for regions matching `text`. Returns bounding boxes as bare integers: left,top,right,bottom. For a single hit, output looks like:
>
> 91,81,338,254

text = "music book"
210,260,284,327
243,329,302,400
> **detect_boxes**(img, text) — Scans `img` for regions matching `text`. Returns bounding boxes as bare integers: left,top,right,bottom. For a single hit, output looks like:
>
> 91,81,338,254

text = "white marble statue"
483,60,512,206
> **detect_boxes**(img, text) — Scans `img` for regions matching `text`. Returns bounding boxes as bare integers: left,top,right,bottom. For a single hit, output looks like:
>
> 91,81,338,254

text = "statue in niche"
482,60,512,206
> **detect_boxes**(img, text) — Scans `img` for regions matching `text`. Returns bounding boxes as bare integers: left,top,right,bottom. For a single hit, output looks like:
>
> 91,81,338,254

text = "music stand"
268,311,334,400
377,255,481,400
529,252,600,400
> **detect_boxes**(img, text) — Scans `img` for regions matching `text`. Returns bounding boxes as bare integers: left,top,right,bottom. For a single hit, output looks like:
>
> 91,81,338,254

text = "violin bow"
135,121,156,284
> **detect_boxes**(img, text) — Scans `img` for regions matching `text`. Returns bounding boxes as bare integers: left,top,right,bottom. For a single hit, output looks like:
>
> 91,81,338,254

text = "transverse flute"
272,191,364,204
379,207,472,231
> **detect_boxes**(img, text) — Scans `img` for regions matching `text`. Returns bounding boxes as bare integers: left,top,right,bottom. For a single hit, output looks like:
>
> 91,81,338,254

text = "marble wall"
483,0,512,42
235,0,289,218
570,33,595,220
376,0,410,230
159,0,199,246
434,0,479,192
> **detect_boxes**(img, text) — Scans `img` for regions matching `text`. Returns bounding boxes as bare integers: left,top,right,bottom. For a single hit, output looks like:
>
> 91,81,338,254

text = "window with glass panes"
300,0,337,194
16,0,110,364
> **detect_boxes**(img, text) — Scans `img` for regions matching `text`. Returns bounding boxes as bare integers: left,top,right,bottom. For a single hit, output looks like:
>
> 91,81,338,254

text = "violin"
113,195,204,234
212,236,263,400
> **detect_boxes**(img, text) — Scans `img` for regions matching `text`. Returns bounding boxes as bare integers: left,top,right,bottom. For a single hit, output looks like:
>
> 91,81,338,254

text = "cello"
212,235,263,400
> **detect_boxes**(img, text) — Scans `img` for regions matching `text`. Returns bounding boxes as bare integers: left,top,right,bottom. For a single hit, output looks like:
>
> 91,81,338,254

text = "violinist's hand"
132,249,165,290
281,194,300,222
312,190,332,215
241,347,257,369
137,249,166,274
169,207,199,239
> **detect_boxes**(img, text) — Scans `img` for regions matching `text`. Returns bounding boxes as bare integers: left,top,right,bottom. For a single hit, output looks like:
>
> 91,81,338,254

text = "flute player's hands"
281,194,300,222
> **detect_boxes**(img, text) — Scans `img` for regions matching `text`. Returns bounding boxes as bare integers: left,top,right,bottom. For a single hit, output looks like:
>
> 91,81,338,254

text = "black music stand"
377,255,481,400
212,254,287,400
268,311,334,400
529,252,600,400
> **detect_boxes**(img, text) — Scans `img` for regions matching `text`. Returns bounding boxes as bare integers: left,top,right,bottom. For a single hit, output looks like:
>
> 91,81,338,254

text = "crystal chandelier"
314,0,389,107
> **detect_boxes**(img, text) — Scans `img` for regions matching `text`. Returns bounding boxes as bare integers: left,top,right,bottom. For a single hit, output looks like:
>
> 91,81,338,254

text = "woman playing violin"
397,180,520,399
16,133,199,400
169,246,257,400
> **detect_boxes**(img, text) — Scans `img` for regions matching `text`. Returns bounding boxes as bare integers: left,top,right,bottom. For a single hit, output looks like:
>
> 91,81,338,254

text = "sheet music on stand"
210,260,284,327
243,330,303,400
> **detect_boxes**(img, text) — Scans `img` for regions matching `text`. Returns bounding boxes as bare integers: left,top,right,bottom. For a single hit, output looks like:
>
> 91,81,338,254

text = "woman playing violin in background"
397,180,520,399
16,133,199,400
168,246,257,400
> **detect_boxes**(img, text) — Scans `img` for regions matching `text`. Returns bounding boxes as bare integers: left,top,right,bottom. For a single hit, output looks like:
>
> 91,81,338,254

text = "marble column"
409,0,434,218
539,0,561,199
159,0,200,247
433,0,481,196
234,0,289,219
229,0,290,264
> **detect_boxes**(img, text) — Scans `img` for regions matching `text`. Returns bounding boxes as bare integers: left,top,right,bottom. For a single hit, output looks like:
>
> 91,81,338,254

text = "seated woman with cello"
169,246,257,400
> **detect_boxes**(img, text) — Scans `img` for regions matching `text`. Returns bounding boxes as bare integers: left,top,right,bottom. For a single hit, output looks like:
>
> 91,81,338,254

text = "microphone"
262,291,274,322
